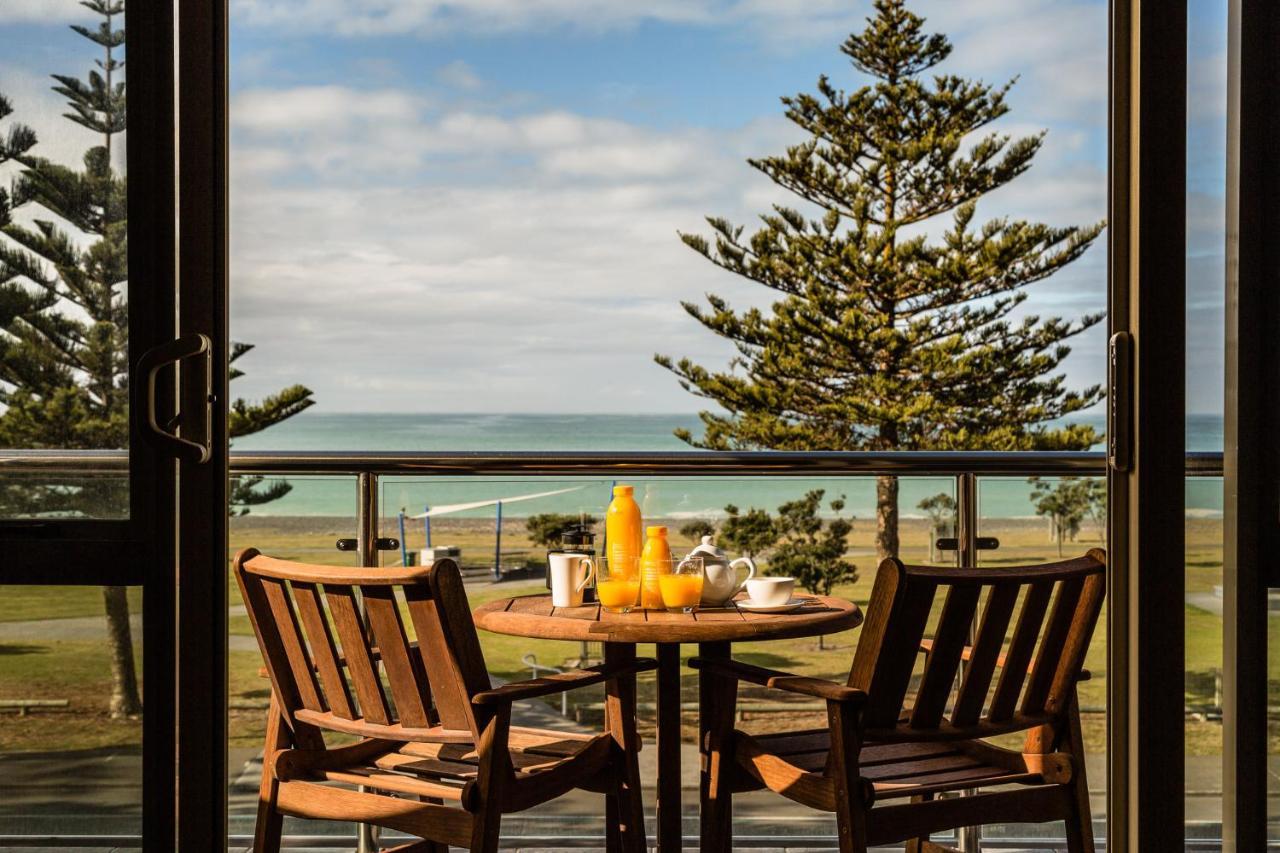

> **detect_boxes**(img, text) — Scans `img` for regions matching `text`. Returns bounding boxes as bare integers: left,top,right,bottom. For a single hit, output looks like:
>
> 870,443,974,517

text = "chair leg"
417,796,451,853
253,698,289,853
605,644,647,853
828,702,868,853
1063,691,1096,853
904,793,933,853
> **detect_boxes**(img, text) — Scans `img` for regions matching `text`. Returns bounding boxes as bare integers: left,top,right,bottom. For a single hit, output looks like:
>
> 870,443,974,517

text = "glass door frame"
1107,1,1189,852
1221,0,1280,849
0,2,231,849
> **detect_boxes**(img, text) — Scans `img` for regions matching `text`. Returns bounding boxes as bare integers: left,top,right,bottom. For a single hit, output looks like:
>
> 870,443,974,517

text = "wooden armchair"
692,549,1105,853
235,549,654,853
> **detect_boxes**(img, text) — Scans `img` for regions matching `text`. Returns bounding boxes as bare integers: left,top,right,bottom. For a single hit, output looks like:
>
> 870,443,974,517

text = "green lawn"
0,514,1244,760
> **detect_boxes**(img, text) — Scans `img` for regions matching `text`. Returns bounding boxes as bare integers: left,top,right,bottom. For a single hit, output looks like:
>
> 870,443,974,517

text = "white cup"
549,553,596,608
745,576,795,607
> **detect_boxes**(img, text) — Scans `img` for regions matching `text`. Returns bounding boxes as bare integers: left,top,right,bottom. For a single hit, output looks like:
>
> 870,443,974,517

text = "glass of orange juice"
659,556,704,613
597,555,641,613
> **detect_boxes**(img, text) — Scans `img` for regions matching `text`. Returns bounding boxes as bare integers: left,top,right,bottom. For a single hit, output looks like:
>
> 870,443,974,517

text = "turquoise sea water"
231,413,1224,519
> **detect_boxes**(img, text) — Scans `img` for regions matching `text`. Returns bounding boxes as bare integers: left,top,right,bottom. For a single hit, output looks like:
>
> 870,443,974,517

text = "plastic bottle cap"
646,525,667,536
612,485,634,496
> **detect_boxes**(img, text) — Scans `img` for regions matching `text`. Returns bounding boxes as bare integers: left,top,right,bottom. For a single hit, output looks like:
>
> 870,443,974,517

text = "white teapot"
686,535,757,607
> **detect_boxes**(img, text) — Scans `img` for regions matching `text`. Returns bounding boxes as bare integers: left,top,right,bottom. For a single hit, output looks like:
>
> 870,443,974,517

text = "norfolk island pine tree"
658,0,1104,560
0,1,314,716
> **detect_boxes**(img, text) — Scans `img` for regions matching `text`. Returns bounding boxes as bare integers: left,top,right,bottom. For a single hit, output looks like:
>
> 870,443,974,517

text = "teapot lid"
688,535,725,559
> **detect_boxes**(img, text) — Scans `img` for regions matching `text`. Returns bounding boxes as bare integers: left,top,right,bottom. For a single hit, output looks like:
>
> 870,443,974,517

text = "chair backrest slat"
362,586,432,728
404,586,473,731
292,581,356,719
950,583,1019,726
848,550,1106,738
325,584,392,725
1020,576,1086,715
910,583,981,729
235,551,488,741
1044,572,1106,715
260,576,325,713
235,555,306,715
987,580,1053,722
861,576,937,728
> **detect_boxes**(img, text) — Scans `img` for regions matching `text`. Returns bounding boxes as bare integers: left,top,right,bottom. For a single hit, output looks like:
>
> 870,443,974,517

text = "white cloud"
231,0,719,37
435,59,483,90
0,3,80,24
228,69,1113,413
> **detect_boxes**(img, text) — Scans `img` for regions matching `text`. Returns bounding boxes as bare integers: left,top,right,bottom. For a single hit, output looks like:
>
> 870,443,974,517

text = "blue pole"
398,512,408,566
493,501,503,580
423,504,432,548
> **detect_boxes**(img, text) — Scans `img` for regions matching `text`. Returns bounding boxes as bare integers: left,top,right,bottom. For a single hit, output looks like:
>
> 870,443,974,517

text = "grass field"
0,510,1249,773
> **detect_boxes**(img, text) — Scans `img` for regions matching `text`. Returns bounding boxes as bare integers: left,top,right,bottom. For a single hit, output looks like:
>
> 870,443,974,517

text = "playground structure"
396,485,590,578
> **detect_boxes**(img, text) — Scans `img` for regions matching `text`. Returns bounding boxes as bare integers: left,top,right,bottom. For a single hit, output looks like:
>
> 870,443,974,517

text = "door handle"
136,333,213,464
1108,332,1132,473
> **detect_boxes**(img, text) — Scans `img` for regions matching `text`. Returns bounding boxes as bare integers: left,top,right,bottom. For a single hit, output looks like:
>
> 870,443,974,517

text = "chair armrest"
690,656,866,705
918,640,1091,682
471,657,659,706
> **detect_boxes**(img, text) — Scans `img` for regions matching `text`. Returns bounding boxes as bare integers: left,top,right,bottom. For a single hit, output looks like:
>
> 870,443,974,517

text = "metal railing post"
356,471,381,853
955,472,981,853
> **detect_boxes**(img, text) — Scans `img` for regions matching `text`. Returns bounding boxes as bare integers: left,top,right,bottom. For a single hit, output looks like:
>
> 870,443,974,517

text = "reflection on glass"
0,586,142,839
0,2,129,519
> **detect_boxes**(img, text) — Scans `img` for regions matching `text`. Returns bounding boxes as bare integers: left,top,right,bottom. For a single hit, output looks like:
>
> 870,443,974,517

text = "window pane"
0,3,129,519
0,586,142,840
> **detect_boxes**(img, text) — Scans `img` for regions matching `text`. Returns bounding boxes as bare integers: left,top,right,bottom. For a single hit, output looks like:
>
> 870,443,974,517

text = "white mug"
549,553,596,608
745,576,794,607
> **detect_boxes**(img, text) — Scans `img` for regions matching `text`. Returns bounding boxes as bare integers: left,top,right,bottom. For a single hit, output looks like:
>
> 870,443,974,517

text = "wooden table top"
472,593,863,644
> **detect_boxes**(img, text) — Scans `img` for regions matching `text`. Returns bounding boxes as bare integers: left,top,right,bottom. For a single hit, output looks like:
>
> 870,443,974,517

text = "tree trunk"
875,474,899,561
103,585,142,717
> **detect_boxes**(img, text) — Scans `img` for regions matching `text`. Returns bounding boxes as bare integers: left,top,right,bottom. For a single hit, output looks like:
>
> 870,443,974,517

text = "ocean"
230,413,1225,520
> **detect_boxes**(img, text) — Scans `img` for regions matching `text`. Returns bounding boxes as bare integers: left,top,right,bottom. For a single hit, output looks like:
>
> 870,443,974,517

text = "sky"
0,0,1227,415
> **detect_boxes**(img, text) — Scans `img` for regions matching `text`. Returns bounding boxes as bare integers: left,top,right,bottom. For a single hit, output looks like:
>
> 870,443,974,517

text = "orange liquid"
639,527,673,609
659,574,703,610
606,487,643,579
597,580,640,611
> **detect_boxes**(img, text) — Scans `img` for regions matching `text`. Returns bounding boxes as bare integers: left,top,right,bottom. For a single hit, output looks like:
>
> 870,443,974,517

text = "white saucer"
736,596,809,613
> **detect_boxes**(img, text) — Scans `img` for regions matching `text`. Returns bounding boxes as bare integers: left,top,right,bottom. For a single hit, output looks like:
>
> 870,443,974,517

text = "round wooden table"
473,593,863,853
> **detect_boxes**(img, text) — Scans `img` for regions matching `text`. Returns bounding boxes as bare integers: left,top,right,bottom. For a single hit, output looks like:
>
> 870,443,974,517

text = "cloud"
435,60,483,91
231,0,719,37
0,3,80,24
228,68,1114,413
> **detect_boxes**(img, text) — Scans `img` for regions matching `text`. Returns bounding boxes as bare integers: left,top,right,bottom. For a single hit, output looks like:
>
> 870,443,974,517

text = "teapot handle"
730,557,757,596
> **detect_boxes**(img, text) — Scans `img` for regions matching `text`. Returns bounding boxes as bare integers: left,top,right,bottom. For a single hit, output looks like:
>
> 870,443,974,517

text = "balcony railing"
0,449,1232,850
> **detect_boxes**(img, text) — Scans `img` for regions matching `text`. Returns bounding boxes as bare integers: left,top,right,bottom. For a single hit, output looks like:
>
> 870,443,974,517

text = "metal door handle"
136,333,213,464
1108,331,1132,472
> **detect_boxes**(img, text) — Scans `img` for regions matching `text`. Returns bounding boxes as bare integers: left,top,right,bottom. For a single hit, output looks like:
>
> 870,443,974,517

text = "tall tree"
658,0,1104,560
0,1,314,716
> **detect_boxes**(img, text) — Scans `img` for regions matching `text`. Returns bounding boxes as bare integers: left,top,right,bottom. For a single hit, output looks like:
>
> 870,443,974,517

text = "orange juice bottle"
606,485,642,579
639,525,673,609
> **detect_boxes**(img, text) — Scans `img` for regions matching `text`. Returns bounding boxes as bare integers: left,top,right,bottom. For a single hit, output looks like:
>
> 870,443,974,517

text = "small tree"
678,518,717,543
769,490,856,648
526,513,597,549
1083,478,1106,540
659,0,1104,563
917,492,956,562
719,503,779,560
1029,477,1091,557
